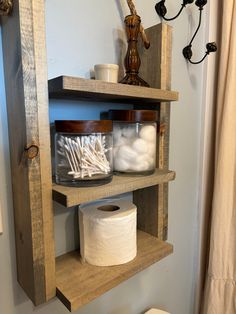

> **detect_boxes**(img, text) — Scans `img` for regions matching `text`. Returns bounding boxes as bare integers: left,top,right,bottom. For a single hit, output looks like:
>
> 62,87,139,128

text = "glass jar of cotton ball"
55,120,113,186
109,110,158,175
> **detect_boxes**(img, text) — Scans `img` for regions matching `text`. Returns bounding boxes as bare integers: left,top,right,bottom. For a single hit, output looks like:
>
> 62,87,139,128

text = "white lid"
94,63,119,69
144,309,170,314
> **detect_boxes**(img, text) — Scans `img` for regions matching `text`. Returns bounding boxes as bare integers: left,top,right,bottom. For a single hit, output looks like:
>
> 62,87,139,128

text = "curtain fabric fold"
201,1,236,313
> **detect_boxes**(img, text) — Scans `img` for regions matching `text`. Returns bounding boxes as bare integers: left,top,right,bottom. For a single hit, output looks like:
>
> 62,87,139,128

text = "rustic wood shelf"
48,76,179,104
53,169,175,207
3,5,176,309
56,230,173,311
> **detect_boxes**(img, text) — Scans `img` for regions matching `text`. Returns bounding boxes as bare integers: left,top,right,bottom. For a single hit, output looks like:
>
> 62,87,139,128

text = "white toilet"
144,309,170,314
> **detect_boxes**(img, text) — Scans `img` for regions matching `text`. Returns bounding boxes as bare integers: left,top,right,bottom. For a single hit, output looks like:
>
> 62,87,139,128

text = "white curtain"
201,0,236,313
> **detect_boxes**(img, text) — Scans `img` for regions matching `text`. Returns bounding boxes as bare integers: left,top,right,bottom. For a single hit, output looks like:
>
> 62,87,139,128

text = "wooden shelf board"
56,230,173,311
48,76,179,104
52,169,175,207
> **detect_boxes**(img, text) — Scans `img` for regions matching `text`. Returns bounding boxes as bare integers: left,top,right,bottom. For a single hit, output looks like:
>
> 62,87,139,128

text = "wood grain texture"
1,0,55,305
48,76,178,104
0,200,3,234
134,23,173,240
53,169,175,208
56,230,173,311
158,24,172,240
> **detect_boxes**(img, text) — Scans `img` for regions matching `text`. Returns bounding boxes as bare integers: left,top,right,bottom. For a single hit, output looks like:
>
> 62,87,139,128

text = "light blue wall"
0,1,206,313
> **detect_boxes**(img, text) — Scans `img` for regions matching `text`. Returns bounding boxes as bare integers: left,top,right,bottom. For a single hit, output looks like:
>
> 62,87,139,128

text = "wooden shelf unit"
56,230,173,311
2,0,177,311
53,169,175,207
48,75,178,104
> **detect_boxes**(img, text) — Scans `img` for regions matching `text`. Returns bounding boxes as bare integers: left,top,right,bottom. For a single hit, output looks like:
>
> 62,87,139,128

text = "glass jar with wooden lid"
55,120,113,186
109,110,158,175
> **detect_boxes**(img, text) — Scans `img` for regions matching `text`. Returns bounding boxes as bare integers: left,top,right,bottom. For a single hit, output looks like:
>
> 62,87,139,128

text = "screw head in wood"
25,144,39,159
0,0,13,16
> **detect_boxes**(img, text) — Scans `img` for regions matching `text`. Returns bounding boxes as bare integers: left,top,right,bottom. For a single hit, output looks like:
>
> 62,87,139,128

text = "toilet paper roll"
79,199,137,266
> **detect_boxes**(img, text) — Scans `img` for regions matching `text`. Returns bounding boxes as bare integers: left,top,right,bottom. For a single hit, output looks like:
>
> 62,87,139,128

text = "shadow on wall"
110,305,132,314
54,203,79,256
186,7,200,88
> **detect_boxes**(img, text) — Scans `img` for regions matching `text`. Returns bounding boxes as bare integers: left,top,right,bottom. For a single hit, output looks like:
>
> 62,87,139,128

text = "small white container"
144,310,170,314
94,64,119,83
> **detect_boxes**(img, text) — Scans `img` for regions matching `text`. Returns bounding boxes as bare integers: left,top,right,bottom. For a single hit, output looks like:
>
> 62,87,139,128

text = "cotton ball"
114,136,129,147
139,125,156,142
130,161,150,172
135,154,149,164
130,154,150,171
147,143,156,157
132,138,148,153
117,145,138,161
147,157,155,168
113,125,122,142
113,146,119,158
114,158,129,171
131,154,155,171
122,127,136,139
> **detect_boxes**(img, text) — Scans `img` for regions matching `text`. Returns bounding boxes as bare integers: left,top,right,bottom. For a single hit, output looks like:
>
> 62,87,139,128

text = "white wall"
0,1,207,313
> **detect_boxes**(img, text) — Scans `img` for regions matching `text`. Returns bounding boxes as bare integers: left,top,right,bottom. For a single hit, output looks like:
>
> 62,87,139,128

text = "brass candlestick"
120,14,149,87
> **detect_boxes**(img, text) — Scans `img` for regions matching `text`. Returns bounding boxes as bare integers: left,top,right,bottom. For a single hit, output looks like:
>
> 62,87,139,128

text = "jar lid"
55,120,112,133
108,110,158,122
94,64,119,69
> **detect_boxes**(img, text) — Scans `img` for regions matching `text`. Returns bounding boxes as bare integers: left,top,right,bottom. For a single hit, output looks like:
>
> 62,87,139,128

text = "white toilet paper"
79,199,137,266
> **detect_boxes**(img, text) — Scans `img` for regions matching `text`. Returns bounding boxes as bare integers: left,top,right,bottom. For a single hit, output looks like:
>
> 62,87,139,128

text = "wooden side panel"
1,0,55,305
134,23,172,240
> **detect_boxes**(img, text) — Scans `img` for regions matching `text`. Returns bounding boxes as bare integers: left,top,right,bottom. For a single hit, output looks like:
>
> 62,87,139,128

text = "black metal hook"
155,0,217,64
182,0,217,64
183,42,217,64
155,0,194,21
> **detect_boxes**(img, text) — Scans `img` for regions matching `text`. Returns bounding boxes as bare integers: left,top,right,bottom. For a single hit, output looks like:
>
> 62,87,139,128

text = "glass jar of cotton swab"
109,110,158,175
55,120,113,186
